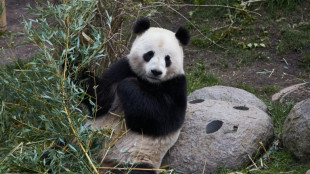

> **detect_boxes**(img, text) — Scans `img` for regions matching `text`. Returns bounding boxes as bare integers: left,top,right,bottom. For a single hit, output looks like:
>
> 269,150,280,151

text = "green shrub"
0,0,139,173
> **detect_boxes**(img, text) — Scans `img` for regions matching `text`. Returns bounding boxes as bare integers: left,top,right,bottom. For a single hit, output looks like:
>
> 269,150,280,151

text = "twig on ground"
202,159,207,174
259,141,271,161
269,68,275,78
248,154,258,169
98,166,166,172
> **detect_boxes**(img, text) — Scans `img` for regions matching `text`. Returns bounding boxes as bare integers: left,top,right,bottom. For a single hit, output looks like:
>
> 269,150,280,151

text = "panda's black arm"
117,75,187,136
84,57,136,117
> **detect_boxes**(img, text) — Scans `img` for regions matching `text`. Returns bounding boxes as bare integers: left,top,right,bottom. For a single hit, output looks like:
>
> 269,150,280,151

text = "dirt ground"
0,0,37,64
1,1,309,102
164,6,310,102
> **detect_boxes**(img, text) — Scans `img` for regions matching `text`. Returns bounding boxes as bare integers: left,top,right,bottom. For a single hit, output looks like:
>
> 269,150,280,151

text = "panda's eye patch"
143,51,154,62
165,55,171,67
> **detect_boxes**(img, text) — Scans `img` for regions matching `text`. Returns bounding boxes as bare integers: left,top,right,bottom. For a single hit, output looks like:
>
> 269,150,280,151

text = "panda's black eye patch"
165,55,171,67
143,51,154,62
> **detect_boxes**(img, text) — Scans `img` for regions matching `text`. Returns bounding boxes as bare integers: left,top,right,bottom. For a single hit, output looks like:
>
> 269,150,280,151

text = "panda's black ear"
175,27,190,46
133,17,150,34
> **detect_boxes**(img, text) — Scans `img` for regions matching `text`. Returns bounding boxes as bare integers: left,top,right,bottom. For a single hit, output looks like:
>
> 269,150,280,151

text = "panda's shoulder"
104,57,136,78
108,57,131,71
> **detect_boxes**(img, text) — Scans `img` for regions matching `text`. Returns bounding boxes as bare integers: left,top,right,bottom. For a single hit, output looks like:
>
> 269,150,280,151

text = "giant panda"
83,18,190,174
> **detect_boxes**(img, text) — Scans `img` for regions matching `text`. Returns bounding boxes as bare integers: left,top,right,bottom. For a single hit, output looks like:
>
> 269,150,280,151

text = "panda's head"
127,18,190,83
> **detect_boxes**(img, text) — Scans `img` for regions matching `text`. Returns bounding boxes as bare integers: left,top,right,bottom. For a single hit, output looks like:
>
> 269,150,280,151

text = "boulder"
163,99,274,174
283,98,310,160
272,83,310,103
306,169,310,174
187,86,268,111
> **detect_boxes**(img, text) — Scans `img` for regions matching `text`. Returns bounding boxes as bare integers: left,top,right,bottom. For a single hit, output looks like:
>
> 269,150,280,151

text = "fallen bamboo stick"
98,166,165,172
259,141,271,161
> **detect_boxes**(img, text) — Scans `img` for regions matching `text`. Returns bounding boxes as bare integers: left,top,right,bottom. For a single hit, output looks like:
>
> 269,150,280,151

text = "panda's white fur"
128,27,185,83
82,18,190,174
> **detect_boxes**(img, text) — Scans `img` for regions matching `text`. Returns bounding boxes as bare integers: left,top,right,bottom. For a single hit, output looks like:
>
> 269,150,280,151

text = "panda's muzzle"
146,74,161,82
151,69,162,76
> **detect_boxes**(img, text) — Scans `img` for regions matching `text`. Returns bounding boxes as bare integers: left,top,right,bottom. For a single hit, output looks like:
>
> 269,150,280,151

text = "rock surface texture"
283,98,310,160
163,99,274,173
188,86,268,111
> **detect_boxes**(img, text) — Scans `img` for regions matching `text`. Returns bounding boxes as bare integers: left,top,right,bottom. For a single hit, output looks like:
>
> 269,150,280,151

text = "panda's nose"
151,69,162,76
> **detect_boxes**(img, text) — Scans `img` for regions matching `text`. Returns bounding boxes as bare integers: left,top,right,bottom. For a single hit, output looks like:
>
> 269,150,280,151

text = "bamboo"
0,0,6,32
259,141,271,161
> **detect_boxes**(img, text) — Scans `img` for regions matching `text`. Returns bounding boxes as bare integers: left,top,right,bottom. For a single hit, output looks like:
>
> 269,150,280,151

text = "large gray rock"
283,98,310,160
163,99,274,173
188,86,267,111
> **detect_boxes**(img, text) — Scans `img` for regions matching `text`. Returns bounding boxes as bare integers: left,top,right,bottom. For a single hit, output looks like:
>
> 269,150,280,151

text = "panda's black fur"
175,27,191,46
84,57,187,137
83,18,189,137
133,17,150,34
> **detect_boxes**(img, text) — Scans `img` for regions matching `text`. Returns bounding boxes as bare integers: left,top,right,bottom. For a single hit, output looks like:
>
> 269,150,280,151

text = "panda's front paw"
118,77,139,89
117,77,139,96
123,77,139,84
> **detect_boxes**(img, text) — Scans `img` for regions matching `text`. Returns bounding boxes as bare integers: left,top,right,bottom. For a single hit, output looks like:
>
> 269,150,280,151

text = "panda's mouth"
146,76,161,82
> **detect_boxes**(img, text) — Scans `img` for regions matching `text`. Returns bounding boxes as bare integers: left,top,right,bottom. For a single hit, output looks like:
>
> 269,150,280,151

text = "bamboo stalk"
259,141,271,161
4,102,30,110
0,0,6,32
61,16,99,174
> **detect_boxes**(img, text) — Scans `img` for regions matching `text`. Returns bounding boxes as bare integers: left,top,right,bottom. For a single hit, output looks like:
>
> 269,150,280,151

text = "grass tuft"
262,86,281,97
267,102,294,137
234,82,257,94
300,52,310,71
265,0,303,11
186,61,221,94
277,29,310,54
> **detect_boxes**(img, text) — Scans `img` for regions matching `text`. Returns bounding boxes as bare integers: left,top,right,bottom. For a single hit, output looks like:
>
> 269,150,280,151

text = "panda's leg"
128,163,156,174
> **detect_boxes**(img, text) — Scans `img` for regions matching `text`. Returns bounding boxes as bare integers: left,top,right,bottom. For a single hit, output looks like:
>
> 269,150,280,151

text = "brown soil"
208,52,308,87
188,48,310,103
157,6,310,102
0,0,37,65
1,2,310,103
